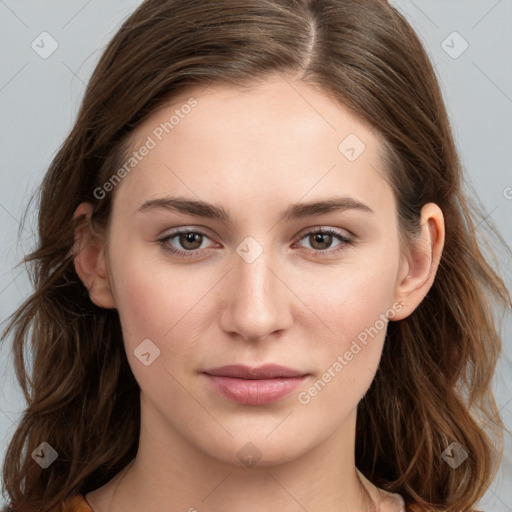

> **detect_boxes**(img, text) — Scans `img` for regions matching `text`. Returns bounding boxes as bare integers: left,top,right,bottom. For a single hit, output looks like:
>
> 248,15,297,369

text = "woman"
1,1,510,511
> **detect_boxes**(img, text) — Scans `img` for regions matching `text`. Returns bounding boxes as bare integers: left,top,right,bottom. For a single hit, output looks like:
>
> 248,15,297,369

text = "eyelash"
158,227,354,259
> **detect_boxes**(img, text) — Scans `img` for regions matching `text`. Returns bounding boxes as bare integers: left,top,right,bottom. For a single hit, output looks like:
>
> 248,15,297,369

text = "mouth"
203,363,308,379
202,364,310,405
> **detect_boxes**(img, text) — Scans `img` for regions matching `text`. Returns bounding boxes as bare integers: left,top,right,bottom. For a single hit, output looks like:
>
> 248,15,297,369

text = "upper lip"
203,364,308,379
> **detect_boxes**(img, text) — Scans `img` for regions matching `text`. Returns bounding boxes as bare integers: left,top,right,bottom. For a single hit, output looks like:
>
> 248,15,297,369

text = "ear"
72,202,117,309
392,203,445,321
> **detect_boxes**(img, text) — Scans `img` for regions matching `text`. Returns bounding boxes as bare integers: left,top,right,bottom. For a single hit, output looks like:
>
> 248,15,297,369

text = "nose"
218,246,294,343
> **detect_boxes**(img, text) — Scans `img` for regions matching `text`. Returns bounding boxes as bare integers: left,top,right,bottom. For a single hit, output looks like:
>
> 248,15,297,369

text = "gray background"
0,0,511,510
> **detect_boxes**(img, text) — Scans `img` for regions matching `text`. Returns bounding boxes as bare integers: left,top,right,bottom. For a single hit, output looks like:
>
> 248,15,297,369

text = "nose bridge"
220,237,292,341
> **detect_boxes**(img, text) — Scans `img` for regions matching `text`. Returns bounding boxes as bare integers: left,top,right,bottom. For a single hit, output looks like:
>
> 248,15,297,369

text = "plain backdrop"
0,0,511,510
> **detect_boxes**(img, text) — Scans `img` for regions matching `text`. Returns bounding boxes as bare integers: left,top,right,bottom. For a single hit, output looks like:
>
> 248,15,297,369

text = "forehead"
113,76,393,221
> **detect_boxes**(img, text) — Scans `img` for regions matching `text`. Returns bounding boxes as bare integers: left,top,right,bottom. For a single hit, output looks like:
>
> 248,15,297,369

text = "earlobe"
72,202,117,309
392,203,445,320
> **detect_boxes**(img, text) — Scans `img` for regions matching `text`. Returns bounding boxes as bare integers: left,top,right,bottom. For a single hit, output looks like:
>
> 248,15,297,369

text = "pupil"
313,233,331,249
182,233,201,249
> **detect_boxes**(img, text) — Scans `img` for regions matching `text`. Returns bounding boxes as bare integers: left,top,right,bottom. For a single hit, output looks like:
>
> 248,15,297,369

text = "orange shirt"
4,493,486,511
52,494,92,512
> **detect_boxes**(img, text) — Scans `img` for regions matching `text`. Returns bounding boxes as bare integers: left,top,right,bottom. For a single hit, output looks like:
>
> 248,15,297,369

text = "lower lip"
203,374,308,405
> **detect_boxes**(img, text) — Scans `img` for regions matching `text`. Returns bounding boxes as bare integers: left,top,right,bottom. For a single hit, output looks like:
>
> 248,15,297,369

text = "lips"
203,364,307,379
202,364,309,405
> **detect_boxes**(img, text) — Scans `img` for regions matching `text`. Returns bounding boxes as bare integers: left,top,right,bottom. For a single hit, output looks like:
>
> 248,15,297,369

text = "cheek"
108,261,199,399
309,249,399,340
108,243,216,368
301,245,400,395
112,266,187,341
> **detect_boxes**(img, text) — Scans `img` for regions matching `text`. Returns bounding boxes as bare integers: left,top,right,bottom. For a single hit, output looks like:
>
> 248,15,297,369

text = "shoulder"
404,505,486,512
50,494,93,512
403,499,486,512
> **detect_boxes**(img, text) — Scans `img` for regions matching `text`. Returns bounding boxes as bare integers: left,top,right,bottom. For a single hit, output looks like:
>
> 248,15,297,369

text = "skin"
73,75,444,512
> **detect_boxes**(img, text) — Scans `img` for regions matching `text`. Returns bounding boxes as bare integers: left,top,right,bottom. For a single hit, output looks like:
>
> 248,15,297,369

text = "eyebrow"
137,195,374,222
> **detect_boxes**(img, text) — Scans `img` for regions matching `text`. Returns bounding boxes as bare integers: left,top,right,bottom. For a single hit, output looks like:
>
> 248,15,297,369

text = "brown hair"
2,1,510,511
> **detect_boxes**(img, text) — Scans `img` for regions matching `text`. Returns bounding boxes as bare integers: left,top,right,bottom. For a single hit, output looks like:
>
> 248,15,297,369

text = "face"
98,76,410,467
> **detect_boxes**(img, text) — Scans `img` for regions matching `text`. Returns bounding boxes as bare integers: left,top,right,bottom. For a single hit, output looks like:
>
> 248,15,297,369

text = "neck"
86,404,383,512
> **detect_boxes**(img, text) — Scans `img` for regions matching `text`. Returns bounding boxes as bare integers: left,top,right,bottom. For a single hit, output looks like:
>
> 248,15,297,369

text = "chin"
198,432,313,469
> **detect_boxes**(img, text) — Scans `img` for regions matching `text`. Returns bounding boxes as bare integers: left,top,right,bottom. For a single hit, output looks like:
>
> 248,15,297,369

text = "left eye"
158,228,353,258
297,228,352,251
